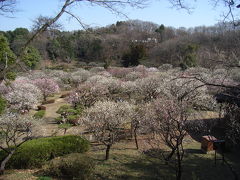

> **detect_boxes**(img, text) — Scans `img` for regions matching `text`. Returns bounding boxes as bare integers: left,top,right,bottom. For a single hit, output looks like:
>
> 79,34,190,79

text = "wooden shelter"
201,135,217,153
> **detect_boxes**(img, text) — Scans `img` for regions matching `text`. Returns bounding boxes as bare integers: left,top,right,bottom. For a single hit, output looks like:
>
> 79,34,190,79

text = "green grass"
0,170,38,180
1,139,239,180
90,140,240,180
92,150,173,180
33,110,46,118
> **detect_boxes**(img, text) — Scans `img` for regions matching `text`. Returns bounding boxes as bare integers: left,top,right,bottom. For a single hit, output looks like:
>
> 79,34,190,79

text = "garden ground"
1,138,240,180
1,92,239,180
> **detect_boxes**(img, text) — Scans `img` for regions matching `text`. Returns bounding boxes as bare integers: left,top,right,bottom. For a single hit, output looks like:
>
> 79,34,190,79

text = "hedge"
43,153,95,179
0,96,6,115
33,110,46,118
0,135,90,169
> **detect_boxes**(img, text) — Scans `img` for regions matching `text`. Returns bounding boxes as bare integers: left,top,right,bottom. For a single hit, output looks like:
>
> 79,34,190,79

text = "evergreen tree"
22,46,41,69
0,33,16,78
122,43,146,67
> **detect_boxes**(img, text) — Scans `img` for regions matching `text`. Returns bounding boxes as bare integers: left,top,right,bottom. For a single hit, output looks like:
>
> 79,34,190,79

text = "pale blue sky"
0,0,226,31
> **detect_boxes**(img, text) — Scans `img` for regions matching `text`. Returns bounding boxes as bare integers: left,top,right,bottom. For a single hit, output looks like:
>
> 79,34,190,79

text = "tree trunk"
0,149,15,175
105,144,111,160
134,128,139,150
130,122,134,138
165,148,176,162
43,94,47,102
176,147,182,180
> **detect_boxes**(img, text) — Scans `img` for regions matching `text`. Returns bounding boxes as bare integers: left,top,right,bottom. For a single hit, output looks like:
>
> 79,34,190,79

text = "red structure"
201,135,217,153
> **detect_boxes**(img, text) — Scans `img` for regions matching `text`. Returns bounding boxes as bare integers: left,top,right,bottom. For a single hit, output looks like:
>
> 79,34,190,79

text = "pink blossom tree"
140,97,190,180
68,82,109,108
107,67,133,79
33,78,59,101
141,77,216,180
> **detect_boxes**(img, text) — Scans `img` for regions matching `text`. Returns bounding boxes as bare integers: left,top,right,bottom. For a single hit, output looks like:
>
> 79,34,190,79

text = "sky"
0,0,228,31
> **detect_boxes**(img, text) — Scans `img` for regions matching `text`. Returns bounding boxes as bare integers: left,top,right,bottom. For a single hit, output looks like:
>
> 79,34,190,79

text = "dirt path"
44,96,68,119
32,92,88,137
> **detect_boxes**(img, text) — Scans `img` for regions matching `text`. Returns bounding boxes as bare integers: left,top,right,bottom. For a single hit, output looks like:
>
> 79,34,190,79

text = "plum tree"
0,112,39,174
33,78,59,101
82,101,134,160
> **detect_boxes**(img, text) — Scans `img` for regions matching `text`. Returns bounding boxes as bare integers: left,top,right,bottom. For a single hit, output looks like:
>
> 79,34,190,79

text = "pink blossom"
33,78,59,101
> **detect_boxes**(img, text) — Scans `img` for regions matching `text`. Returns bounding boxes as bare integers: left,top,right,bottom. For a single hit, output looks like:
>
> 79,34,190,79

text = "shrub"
57,105,77,115
43,153,95,180
89,67,105,73
42,99,55,104
38,105,46,110
67,115,79,124
77,61,87,67
55,117,63,124
0,96,6,115
88,62,98,67
58,123,73,134
37,177,52,180
33,110,45,118
0,135,90,169
60,92,70,98
6,71,17,80
158,64,173,71
56,105,83,125
47,64,71,70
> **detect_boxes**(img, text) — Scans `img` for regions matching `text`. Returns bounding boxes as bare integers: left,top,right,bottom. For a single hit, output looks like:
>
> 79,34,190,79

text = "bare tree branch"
0,0,16,16
0,0,74,83
0,0,150,83
168,0,195,13
64,10,89,31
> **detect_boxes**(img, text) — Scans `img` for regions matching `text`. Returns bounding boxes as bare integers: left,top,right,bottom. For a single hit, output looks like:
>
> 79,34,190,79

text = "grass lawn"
90,140,240,180
1,138,239,180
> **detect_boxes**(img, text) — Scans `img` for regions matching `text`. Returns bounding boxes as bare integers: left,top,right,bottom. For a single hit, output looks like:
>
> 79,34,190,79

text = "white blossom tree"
0,112,39,174
135,75,165,102
70,68,92,87
0,82,11,95
121,81,138,99
4,81,42,112
86,75,122,95
68,75,123,108
125,71,145,81
81,101,134,160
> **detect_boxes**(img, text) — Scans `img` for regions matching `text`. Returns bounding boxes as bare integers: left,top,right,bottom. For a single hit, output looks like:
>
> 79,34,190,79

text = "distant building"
131,38,158,43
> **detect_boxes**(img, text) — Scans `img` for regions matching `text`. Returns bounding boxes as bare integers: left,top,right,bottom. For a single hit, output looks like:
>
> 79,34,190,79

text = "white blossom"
5,82,42,111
